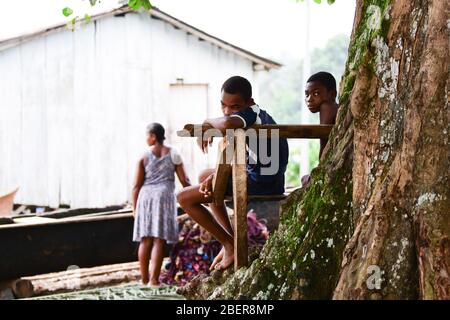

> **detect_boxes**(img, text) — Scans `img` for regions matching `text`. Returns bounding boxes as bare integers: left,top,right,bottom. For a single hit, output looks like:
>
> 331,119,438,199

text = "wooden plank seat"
223,193,289,233
177,123,332,270
226,194,289,202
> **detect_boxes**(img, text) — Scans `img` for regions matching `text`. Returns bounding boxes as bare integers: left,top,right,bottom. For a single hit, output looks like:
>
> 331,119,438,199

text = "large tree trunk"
333,0,449,300
179,0,449,300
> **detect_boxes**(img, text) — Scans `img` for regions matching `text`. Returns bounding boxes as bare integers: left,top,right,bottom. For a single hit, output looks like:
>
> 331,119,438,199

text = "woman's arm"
175,163,191,188
132,158,145,216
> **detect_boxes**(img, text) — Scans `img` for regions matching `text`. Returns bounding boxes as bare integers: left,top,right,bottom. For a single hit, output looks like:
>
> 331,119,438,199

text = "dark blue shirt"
230,105,289,187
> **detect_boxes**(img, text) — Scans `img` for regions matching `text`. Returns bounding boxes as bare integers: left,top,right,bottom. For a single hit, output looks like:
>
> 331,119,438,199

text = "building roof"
0,5,281,70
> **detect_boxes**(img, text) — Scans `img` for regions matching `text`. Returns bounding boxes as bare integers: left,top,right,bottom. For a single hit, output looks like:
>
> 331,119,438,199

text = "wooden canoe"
0,208,137,281
0,207,188,281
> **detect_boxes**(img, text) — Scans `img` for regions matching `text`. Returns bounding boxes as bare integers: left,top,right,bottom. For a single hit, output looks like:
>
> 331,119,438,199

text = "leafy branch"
62,0,152,30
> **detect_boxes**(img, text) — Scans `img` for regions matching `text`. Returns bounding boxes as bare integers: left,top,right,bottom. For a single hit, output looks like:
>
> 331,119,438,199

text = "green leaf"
327,0,335,4
128,0,152,11
128,0,140,10
141,0,152,10
89,0,97,6
314,0,322,4
62,7,73,17
66,16,78,31
84,14,91,24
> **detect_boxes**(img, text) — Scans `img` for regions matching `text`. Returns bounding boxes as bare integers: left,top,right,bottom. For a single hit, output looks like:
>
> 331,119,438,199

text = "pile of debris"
160,210,269,286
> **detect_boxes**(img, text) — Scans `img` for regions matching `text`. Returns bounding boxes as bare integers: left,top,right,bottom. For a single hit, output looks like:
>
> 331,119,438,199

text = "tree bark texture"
334,0,449,300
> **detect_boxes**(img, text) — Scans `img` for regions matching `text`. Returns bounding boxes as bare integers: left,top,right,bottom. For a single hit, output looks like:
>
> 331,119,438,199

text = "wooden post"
212,138,232,205
232,129,248,270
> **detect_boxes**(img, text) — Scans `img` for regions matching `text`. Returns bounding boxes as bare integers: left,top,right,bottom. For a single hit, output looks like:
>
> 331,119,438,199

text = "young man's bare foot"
210,247,224,271
215,244,234,270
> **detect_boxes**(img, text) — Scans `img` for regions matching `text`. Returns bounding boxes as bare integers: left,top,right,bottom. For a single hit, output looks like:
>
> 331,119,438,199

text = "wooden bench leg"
233,129,248,271
212,138,232,205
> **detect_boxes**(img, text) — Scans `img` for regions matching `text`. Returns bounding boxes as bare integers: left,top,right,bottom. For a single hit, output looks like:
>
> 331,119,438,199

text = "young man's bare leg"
149,237,165,286
198,169,234,233
208,202,234,270
178,186,234,270
197,169,234,270
138,237,153,284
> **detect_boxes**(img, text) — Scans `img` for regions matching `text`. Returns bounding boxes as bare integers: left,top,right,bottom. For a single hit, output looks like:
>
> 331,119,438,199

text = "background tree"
180,0,449,300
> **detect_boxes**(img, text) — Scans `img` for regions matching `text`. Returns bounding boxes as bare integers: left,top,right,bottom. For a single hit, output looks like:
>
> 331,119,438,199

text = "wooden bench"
177,124,332,271
223,193,290,238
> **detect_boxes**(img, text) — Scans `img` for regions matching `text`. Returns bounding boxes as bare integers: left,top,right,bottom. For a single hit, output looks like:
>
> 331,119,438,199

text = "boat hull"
0,213,137,280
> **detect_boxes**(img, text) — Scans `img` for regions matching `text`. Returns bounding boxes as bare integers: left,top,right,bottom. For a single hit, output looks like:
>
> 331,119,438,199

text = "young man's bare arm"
198,116,246,153
203,116,245,131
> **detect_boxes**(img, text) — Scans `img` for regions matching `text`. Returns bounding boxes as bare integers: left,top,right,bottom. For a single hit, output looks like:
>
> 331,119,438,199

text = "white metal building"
0,5,280,208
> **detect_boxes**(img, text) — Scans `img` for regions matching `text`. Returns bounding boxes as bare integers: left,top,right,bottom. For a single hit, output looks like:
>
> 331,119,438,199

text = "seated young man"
177,76,288,270
301,71,339,187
